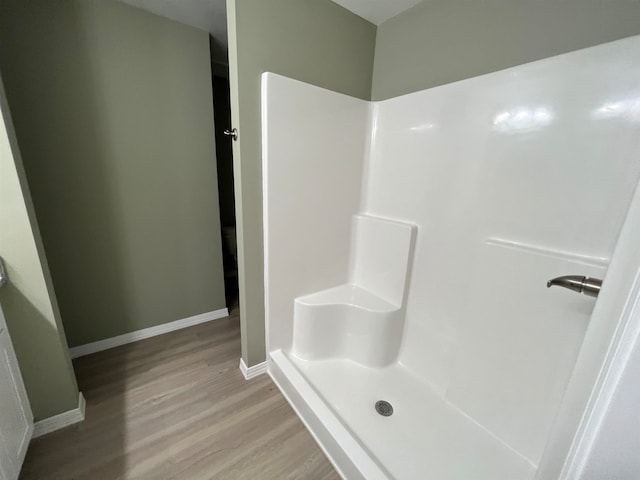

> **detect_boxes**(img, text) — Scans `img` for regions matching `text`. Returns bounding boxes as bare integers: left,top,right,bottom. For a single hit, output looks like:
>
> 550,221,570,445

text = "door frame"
0,303,34,480
537,180,640,478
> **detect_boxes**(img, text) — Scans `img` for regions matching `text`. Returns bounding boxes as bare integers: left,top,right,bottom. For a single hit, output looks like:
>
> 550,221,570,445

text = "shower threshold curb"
268,350,390,480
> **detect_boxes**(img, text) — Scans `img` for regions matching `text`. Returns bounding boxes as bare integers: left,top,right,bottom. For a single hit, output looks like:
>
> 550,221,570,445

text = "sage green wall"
0,0,226,347
372,0,640,100
0,77,79,421
227,0,376,366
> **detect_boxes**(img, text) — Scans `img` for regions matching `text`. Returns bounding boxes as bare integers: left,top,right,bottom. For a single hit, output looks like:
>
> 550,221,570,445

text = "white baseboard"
70,308,229,359
33,392,86,438
239,358,267,380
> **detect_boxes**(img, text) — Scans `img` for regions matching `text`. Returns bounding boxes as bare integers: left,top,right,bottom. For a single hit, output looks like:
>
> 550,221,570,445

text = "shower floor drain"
375,400,394,417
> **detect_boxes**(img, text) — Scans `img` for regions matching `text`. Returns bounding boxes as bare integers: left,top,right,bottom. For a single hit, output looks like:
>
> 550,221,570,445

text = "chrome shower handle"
547,275,602,297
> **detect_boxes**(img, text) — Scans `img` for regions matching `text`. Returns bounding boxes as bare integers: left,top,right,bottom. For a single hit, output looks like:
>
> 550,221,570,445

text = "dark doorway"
211,63,238,309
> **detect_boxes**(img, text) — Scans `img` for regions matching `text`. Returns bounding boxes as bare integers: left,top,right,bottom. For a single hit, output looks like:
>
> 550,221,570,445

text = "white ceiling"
116,0,421,64
331,0,422,25
117,0,228,61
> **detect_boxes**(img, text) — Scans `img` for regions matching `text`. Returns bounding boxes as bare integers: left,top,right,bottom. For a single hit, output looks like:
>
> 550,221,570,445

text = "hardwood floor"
20,310,339,480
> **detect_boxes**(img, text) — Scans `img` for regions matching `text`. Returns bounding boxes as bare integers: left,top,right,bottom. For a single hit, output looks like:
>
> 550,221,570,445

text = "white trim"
70,308,229,358
564,288,640,479
239,358,267,380
33,392,85,438
261,73,272,358
556,179,640,479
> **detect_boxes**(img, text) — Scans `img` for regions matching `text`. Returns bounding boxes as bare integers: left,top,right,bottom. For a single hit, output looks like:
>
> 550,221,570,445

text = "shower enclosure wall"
262,36,640,479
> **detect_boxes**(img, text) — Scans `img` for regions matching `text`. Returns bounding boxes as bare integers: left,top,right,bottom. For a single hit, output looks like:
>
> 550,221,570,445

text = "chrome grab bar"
547,275,602,297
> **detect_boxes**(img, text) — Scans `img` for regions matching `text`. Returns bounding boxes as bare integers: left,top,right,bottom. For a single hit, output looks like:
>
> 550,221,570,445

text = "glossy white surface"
446,243,604,462
269,350,388,480
351,215,414,307
293,284,400,366
364,36,640,467
289,353,537,480
261,73,369,354
540,168,640,479
292,214,415,367
580,335,640,479
263,36,640,480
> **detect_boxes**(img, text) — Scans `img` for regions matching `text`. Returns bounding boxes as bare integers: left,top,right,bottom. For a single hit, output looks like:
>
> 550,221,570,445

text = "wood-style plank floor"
20,310,339,480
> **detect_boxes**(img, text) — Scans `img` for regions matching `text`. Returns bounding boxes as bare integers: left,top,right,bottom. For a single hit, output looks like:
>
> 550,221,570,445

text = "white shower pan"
262,36,640,479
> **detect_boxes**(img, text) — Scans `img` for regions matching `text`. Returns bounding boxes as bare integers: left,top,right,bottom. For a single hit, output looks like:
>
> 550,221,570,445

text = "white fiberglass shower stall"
262,36,640,479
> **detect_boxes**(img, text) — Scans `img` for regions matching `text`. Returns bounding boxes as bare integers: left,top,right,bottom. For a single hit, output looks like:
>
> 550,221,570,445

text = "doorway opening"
210,51,238,310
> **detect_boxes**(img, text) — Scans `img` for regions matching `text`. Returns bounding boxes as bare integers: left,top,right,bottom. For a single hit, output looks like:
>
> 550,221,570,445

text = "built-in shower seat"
291,214,415,367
